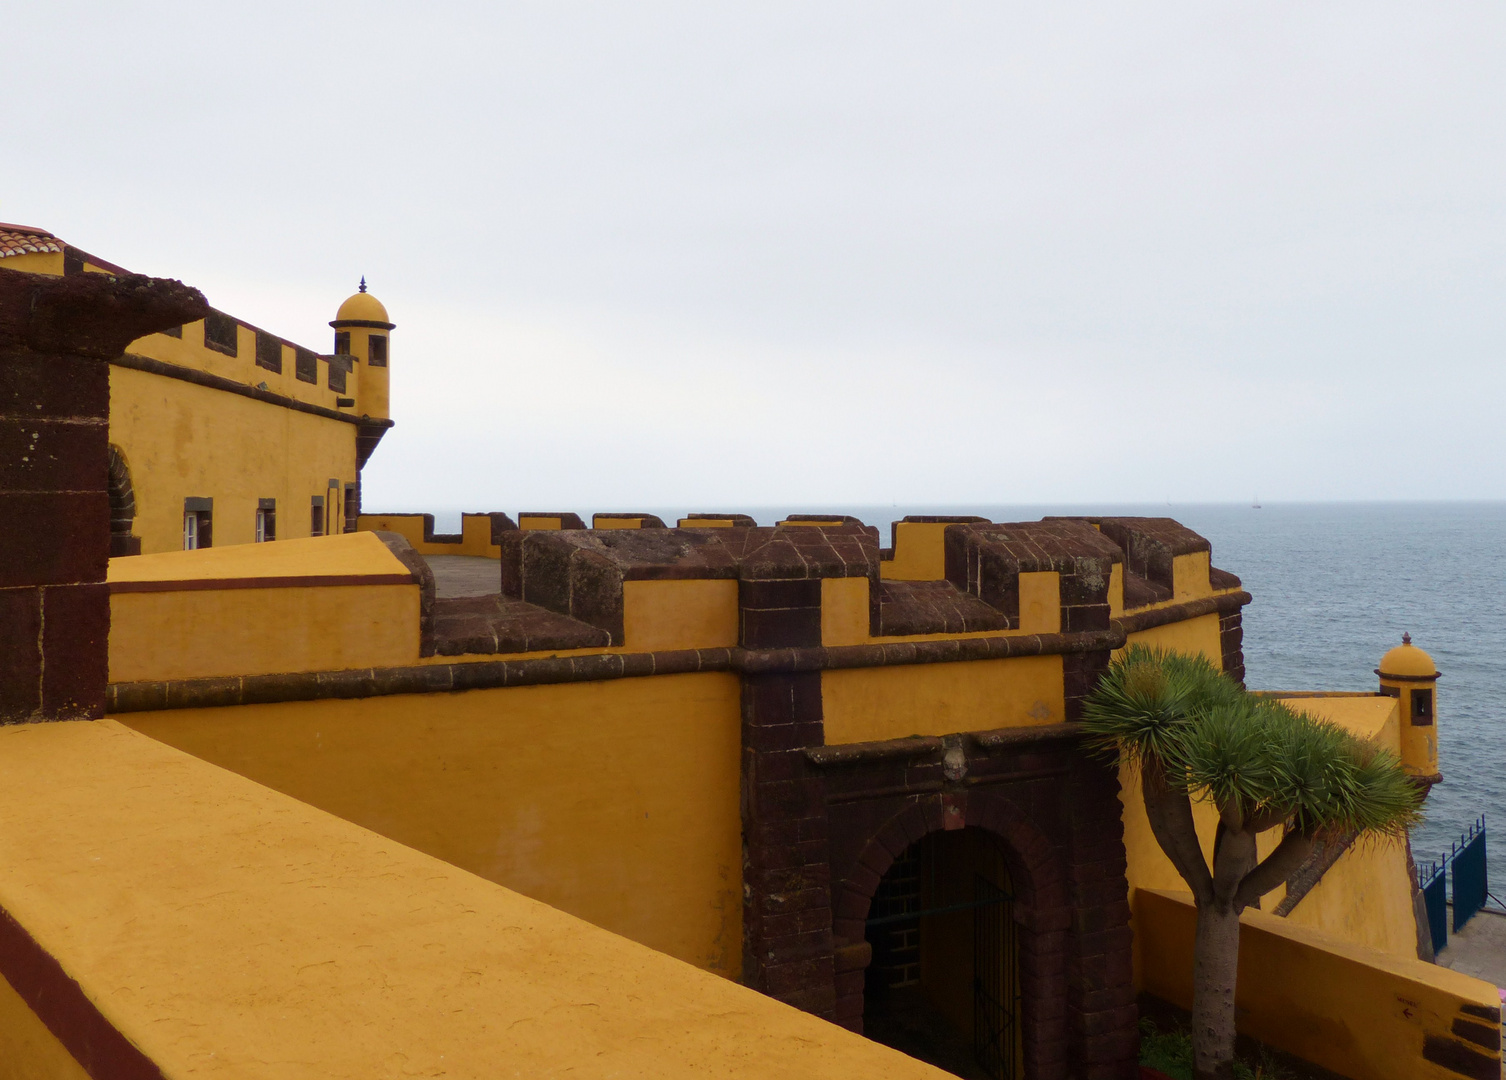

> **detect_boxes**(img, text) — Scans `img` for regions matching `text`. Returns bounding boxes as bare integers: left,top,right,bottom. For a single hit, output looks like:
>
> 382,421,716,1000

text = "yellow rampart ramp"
0,720,947,1079
1136,888,1500,1080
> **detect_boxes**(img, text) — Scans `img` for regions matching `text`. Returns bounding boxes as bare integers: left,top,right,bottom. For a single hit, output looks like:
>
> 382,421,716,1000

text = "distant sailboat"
1252,495,1262,509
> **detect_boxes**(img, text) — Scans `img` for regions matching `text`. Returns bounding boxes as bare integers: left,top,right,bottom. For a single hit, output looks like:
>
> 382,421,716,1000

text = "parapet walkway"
424,554,501,598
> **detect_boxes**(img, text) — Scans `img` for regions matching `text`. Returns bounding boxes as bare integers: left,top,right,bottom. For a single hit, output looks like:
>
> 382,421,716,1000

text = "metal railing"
1416,815,1494,955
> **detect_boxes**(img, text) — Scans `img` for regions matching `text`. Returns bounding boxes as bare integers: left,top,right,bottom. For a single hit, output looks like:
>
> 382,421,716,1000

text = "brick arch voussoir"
963,789,1069,914
838,792,1065,937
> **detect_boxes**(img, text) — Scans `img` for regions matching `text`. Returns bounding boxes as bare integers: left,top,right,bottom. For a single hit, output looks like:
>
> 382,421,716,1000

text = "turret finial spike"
1402,632,1412,645
358,276,367,293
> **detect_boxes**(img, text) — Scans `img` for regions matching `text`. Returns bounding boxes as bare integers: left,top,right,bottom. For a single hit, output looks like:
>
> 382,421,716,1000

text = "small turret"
330,278,394,420
1376,633,1441,780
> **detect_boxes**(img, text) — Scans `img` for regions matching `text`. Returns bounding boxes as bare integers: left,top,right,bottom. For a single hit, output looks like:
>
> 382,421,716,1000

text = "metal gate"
973,874,1019,1080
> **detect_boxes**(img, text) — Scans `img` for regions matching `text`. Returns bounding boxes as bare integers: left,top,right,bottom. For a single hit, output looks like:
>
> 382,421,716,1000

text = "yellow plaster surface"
1017,572,1061,634
0,720,946,1080
110,585,419,682
119,673,744,977
1171,551,1212,601
623,579,739,651
1284,835,1420,959
0,972,89,1080
1136,889,1497,1080
110,365,356,552
880,521,949,581
0,251,65,274
1278,695,1400,754
355,514,503,558
109,531,408,585
821,656,1065,744
1123,612,1223,664
108,534,421,682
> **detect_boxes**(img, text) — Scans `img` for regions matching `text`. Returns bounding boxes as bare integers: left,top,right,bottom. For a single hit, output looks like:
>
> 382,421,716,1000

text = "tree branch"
1212,822,1256,908
1234,830,1316,912
1142,761,1214,904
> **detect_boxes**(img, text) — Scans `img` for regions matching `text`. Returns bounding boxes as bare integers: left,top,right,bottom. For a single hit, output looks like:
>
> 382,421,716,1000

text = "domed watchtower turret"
330,278,395,420
1376,633,1441,781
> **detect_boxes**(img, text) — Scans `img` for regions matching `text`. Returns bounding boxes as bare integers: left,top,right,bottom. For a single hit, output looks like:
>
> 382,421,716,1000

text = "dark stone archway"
811,731,1137,1080
106,445,139,557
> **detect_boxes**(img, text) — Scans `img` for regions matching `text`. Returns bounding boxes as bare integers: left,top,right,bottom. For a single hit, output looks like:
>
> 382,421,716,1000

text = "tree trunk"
1191,898,1242,1080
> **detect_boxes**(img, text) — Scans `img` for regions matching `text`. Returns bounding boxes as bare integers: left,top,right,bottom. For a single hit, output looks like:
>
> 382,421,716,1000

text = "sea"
434,501,1506,885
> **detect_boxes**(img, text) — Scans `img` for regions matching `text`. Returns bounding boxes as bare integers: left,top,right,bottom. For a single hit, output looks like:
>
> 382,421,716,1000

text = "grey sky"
7,3,1504,509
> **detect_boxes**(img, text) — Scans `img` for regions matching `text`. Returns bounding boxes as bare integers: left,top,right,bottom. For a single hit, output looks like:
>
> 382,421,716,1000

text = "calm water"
434,501,1506,880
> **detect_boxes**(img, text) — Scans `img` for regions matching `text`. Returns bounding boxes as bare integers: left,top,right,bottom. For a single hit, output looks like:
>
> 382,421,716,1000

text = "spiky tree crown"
1081,646,1421,838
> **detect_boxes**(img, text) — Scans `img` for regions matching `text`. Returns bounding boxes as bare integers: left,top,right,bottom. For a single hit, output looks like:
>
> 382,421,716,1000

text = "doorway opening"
864,828,1021,1080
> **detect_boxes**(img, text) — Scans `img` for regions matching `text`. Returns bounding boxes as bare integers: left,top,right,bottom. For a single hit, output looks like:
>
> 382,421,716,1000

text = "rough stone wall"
0,266,204,722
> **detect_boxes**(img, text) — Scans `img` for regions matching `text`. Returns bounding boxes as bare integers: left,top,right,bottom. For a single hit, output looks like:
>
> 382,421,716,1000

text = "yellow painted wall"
0,972,89,1080
356,513,503,558
821,656,1065,744
1017,572,1061,633
881,521,950,581
1123,612,1223,664
1171,551,1212,601
0,719,946,1079
622,580,738,651
118,673,745,977
110,584,418,682
108,533,420,682
128,324,345,413
0,251,65,274
1284,836,1419,960
110,364,357,553
1136,889,1499,1080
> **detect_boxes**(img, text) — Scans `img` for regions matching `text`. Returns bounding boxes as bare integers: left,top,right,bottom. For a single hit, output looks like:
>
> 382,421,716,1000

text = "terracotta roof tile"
0,223,65,259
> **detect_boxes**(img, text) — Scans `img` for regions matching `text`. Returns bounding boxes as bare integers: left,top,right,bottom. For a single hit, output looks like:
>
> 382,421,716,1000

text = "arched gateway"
746,718,1137,1080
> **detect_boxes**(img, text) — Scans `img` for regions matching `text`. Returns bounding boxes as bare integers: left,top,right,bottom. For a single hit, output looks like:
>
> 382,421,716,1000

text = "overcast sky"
7,3,1504,511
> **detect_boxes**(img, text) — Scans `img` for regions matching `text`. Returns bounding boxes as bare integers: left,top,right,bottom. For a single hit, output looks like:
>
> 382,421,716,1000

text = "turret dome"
331,278,394,329
1377,633,1439,679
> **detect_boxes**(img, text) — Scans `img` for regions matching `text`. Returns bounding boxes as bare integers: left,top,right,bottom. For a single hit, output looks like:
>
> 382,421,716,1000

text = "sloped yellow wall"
118,673,744,977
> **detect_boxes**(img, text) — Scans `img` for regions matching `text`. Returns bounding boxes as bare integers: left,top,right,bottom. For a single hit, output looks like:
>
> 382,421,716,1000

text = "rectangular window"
204,312,239,356
311,496,326,537
327,355,348,393
294,347,318,384
333,331,351,355
254,332,283,374
368,335,388,367
343,483,359,533
183,497,213,549
1411,688,1434,726
256,499,276,542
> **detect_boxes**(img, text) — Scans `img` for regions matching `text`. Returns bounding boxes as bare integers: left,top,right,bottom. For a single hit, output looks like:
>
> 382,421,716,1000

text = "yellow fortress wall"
1137,889,1499,1080
111,365,358,551
118,672,746,976
0,720,944,1080
107,533,421,681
